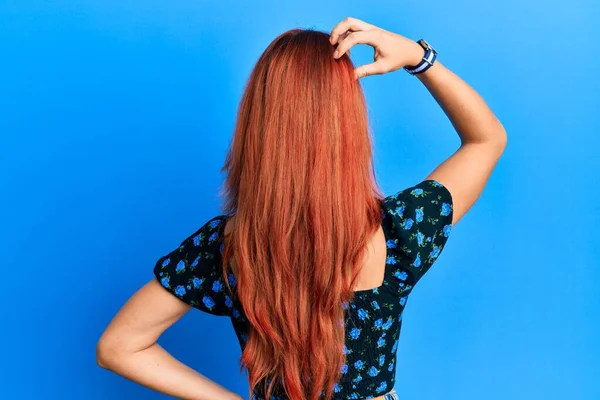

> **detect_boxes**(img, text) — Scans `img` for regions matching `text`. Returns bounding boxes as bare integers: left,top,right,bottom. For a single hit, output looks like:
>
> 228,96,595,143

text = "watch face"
419,39,437,54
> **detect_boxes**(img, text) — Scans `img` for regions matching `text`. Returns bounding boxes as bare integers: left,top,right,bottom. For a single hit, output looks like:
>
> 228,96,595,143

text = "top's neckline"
351,211,390,296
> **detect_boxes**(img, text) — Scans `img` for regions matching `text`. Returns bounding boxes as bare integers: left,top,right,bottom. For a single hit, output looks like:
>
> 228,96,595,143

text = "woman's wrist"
405,41,426,68
416,59,441,80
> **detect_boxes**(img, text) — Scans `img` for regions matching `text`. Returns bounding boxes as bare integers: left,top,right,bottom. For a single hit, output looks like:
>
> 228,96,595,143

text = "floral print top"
153,180,453,399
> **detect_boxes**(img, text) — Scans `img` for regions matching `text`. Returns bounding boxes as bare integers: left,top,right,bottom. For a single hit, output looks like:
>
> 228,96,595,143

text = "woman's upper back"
153,179,453,399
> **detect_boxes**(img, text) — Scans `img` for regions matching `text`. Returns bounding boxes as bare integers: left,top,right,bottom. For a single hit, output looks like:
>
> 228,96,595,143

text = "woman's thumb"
354,63,379,79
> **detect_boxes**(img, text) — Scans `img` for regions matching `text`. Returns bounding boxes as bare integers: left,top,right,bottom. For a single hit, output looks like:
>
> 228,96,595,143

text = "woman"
96,16,506,400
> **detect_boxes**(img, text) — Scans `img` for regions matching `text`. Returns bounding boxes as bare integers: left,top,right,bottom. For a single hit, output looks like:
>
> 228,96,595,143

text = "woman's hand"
329,17,425,79
330,18,507,225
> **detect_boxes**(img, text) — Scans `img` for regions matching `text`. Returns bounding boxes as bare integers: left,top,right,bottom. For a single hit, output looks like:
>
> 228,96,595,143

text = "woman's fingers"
354,62,382,79
329,17,375,45
333,30,379,59
336,31,352,55
330,17,385,78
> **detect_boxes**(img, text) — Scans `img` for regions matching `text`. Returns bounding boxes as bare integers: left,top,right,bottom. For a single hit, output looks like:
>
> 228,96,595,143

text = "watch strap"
404,41,437,75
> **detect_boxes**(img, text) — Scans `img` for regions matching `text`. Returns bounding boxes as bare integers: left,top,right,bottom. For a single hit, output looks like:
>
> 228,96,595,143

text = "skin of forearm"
417,61,507,147
98,342,242,400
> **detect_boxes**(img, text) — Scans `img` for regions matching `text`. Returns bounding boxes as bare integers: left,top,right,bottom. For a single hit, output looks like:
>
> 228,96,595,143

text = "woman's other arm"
418,61,507,225
96,279,242,400
330,17,507,225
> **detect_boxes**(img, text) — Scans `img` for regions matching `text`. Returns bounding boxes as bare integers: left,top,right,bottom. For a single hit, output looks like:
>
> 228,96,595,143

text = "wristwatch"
404,39,437,75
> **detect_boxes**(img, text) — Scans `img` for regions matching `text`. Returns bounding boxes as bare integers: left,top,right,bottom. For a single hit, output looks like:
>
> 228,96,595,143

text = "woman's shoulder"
382,180,453,213
192,214,231,244
380,180,454,285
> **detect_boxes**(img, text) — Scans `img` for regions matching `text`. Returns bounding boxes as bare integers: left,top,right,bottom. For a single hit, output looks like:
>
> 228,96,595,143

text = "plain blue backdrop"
1,1,598,399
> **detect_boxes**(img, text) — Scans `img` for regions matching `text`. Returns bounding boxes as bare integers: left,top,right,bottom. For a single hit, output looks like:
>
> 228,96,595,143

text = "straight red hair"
218,28,385,400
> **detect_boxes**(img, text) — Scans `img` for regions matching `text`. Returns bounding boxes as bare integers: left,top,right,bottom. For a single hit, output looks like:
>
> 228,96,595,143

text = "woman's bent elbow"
494,126,508,154
96,339,118,370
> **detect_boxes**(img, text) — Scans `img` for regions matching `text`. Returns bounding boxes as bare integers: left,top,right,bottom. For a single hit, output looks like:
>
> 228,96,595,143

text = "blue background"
1,1,598,399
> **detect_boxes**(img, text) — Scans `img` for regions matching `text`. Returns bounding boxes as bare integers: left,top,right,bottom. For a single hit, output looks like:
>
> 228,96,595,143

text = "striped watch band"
404,42,437,75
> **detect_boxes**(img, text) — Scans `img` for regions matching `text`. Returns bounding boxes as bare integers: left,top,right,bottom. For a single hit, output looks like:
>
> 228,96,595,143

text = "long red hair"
218,28,385,400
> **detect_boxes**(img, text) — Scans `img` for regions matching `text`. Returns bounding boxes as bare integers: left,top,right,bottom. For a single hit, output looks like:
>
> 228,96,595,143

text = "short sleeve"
383,180,454,289
153,216,234,316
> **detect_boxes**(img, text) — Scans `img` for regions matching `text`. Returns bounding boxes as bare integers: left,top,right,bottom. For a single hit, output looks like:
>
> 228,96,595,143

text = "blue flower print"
341,363,348,374
441,202,452,216
162,258,170,267
349,328,361,339
192,277,202,289
354,360,364,370
395,205,405,217
394,270,408,281
386,239,397,249
161,277,170,288
240,332,248,343
357,308,369,320
376,381,387,393
374,318,383,329
209,232,218,243
202,296,216,309
343,345,350,355
212,280,223,292
228,273,237,287
382,317,393,330
417,231,425,246
377,336,386,347
225,296,233,308
333,383,341,393
174,285,186,296
415,208,424,223
443,224,452,237
431,180,442,187
379,354,385,366
413,253,422,268
352,375,363,383
431,245,441,258
400,297,407,306
219,243,224,254
372,300,380,310
392,339,399,353
193,234,201,246
191,256,200,268
232,308,241,318
386,256,397,265
402,218,414,230
368,366,379,377
342,301,349,310
175,260,185,273
388,361,395,372
209,220,221,229
411,188,423,196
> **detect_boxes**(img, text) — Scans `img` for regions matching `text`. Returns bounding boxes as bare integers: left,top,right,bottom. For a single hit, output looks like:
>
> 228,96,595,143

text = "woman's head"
220,28,384,400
